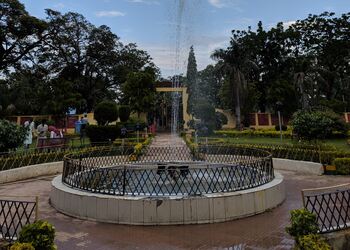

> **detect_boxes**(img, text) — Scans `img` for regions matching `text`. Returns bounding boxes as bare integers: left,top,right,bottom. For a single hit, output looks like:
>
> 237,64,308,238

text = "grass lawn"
205,136,350,152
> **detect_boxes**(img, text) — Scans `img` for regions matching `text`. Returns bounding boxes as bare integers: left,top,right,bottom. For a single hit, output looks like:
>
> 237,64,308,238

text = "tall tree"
0,0,47,72
212,40,256,129
122,71,156,118
186,46,198,115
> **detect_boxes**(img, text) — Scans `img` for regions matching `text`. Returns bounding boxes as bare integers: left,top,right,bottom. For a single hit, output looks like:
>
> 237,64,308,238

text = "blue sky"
21,0,350,77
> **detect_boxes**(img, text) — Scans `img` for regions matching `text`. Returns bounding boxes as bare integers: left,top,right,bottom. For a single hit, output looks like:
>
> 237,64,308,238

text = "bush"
18,220,56,250
0,119,26,152
296,234,331,250
10,243,34,250
215,112,228,130
286,208,319,242
275,124,287,131
291,110,348,140
118,105,131,122
194,100,216,135
333,158,350,175
94,101,118,125
85,125,120,144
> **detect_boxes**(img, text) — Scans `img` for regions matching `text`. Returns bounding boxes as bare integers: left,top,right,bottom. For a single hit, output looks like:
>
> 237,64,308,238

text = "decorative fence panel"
302,184,350,233
0,196,38,242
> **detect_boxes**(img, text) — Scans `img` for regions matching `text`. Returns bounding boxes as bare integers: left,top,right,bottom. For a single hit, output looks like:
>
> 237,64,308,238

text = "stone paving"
1,134,349,249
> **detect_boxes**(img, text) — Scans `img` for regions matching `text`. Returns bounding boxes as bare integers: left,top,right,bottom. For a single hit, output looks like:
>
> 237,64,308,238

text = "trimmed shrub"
118,105,131,122
296,234,331,250
94,101,118,125
291,110,348,140
0,119,26,152
18,220,56,250
286,208,319,242
10,243,35,250
333,158,350,175
85,125,120,144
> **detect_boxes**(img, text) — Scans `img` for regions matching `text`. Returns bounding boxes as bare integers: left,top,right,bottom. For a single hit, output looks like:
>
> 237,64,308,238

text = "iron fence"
62,145,274,197
0,196,38,242
302,183,350,233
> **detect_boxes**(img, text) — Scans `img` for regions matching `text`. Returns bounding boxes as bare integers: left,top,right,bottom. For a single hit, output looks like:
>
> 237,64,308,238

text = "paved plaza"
1,166,348,249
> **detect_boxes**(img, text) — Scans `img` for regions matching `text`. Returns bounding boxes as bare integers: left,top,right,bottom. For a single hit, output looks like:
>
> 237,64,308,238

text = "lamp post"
276,101,283,142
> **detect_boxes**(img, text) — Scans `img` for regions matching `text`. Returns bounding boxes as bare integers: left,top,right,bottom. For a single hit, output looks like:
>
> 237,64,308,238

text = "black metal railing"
302,184,350,233
0,196,38,242
62,145,274,197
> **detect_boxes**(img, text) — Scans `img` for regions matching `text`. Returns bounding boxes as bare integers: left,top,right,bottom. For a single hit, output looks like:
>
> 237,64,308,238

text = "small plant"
296,234,331,250
10,242,34,250
286,208,319,245
0,119,26,152
18,220,57,250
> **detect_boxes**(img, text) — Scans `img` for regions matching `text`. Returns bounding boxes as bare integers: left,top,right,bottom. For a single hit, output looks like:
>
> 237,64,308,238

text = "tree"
0,0,47,72
186,46,198,115
122,71,156,118
212,40,256,130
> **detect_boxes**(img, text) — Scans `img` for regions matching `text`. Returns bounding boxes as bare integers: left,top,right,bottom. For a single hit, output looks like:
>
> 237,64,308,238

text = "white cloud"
53,3,65,9
208,0,243,12
282,20,296,29
126,0,160,5
95,11,126,17
208,0,226,8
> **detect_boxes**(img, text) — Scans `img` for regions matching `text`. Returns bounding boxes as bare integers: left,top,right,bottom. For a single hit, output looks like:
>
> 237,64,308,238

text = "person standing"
37,119,48,149
80,114,89,145
23,119,35,149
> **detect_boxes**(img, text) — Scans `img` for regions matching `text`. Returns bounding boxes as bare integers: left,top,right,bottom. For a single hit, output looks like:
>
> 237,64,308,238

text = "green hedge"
215,129,293,139
86,125,120,144
184,136,350,165
333,158,350,175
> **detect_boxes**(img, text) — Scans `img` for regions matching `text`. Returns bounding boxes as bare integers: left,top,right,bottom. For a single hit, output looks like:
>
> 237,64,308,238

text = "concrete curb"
273,158,324,175
50,171,285,225
0,161,63,184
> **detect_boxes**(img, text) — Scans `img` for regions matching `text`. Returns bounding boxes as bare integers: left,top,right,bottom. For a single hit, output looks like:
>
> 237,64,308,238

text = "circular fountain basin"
50,146,285,225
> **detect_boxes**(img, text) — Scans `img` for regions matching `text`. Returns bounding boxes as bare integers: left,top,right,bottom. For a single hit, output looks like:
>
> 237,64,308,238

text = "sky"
21,0,350,77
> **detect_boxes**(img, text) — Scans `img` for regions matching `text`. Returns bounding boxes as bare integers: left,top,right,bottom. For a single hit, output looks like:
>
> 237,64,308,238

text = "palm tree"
211,40,256,130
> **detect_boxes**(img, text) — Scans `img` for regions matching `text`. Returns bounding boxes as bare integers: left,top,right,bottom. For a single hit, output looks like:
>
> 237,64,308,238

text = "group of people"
23,119,64,149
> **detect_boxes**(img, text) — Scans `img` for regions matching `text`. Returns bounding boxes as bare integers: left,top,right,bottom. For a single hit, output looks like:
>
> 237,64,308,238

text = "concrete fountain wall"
50,171,285,225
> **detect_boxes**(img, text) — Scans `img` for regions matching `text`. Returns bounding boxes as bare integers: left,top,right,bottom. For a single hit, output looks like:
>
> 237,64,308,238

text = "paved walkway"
0,173,349,249
1,134,349,249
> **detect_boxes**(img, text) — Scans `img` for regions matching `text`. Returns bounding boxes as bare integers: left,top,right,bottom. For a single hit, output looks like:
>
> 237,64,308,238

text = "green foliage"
215,112,228,130
186,45,198,115
118,105,131,122
85,125,120,144
286,209,319,241
215,128,293,139
275,124,288,131
295,234,331,250
18,220,56,250
122,72,156,117
0,119,26,152
333,158,350,175
291,110,348,140
10,242,35,250
94,101,118,125
194,100,216,135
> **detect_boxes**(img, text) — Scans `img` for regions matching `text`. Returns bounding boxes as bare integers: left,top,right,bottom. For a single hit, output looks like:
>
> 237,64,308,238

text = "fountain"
50,0,285,225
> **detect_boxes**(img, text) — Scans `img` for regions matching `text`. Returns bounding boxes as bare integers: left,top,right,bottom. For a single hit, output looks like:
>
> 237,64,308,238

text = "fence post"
301,190,305,208
122,166,127,196
35,196,39,221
